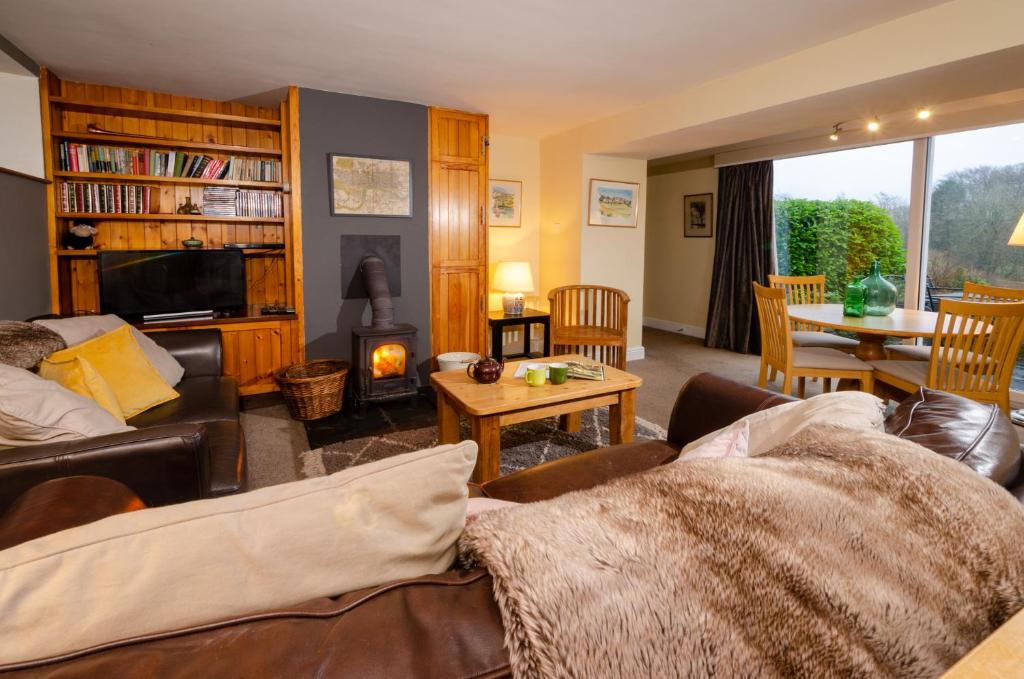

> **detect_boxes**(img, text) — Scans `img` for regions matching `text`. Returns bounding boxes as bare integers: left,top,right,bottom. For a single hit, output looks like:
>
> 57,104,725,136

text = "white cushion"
792,347,872,370
34,315,185,387
679,390,885,458
0,364,133,446
791,330,858,349
677,419,750,462
868,359,928,387
0,441,477,666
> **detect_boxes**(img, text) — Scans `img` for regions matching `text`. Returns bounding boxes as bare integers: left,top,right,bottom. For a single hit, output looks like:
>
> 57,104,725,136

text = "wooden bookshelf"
40,68,305,394
54,130,283,157
57,212,285,223
54,171,283,189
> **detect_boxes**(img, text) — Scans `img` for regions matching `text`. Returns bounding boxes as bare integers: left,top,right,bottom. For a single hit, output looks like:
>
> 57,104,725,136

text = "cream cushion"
677,419,750,462
868,359,929,387
792,347,872,370
33,315,185,387
790,330,858,350
679,390,885,457
886,344,931,361
0,441,477,667
0,364,133,446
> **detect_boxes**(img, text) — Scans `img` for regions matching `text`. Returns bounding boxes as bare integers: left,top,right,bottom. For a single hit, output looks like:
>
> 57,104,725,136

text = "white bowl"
437,352,481,372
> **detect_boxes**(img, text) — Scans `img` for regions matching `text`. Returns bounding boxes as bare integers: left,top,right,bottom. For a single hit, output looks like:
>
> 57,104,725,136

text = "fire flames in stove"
372,343,406,379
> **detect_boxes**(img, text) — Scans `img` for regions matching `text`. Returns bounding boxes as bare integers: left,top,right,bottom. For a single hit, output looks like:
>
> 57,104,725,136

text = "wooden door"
429,108,488,359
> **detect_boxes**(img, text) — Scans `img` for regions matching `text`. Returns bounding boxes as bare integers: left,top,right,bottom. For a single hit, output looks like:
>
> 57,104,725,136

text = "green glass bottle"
843,280,866,317
861,260,897,316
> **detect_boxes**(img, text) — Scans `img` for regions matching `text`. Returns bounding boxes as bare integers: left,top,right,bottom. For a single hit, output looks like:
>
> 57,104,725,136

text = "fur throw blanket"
459,425,1024,678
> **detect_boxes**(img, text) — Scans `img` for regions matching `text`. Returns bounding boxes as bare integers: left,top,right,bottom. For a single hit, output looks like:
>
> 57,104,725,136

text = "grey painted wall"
298,88,430,381
0,171,50,319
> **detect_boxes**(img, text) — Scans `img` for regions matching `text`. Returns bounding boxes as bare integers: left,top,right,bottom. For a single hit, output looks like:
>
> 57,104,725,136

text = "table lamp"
492,261,535,316
1008,211,1024,425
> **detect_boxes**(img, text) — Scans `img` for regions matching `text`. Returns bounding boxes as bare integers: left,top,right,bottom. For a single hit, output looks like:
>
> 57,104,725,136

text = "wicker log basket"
274,359,350,420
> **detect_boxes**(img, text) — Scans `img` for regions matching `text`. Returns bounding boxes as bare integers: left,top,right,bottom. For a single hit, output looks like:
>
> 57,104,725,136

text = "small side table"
488,309,551,362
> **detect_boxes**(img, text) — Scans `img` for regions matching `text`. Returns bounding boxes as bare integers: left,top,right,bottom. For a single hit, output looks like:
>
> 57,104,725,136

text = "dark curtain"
704,160,774,354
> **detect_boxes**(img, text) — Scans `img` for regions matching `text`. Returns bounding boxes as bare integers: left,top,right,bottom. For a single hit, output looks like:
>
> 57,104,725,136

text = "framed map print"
488,179,522,227
587,178,640,227
329,154,411,217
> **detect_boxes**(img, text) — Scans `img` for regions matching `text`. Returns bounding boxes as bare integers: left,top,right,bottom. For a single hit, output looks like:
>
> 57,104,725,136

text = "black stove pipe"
359,255,396,329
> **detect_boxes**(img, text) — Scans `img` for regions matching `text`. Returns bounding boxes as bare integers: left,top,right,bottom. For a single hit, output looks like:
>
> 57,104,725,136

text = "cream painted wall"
487,134,540,311
0,72,43,177
538,134,582,310
643,167,718,337
580,155,647,352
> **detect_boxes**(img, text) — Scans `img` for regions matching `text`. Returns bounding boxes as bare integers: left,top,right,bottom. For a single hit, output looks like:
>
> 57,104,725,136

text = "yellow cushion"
42,325,178,419
38,355,126,423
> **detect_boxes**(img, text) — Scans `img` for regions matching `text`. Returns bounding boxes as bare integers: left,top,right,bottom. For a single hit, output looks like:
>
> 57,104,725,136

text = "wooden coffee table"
430,354,643,482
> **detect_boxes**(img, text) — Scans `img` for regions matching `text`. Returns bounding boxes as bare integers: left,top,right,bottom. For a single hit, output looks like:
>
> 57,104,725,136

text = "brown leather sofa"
0,329,247,515
0,373,1020,678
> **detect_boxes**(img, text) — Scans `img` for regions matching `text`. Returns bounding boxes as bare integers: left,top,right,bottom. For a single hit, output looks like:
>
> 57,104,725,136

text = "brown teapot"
466,356,504,384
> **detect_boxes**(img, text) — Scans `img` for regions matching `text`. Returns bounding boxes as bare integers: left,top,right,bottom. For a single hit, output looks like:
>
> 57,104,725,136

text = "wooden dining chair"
548,285,629,369
868,299,1024,413
753,282,874,397
888,282,1024,360
768,274,858,353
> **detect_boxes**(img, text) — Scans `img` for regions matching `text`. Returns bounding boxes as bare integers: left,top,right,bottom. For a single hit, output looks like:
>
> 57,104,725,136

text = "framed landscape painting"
683,193,713,238
329,154,411,217
588,178,640,227
488,179,522,227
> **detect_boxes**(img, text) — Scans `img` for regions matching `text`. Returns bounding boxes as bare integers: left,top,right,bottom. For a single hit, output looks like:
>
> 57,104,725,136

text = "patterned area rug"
299,405,667,479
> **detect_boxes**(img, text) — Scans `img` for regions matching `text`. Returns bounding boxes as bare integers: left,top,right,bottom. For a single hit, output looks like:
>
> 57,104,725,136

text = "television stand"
143,310,215,323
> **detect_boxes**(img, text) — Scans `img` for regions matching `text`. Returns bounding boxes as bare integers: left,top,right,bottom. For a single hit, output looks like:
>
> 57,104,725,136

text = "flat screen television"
98,250,246,320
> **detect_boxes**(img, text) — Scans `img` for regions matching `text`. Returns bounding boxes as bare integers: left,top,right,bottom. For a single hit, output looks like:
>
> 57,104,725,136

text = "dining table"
787,303,938,361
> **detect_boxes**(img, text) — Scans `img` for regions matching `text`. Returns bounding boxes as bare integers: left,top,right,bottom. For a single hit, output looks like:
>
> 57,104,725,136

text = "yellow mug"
525,364,547,386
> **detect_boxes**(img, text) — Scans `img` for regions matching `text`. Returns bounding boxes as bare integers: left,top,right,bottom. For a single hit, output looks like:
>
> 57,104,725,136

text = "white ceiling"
0,0,946,137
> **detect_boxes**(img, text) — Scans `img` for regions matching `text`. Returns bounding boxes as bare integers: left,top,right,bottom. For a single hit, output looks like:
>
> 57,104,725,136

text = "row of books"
202,187,283,218
57,142,282,182
60,182,152,214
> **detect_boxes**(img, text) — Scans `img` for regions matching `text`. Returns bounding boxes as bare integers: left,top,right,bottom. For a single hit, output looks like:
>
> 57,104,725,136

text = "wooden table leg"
558,412,581,433
854,333,888,361
609,389,636,445
470,415,501,483
437,390,460,444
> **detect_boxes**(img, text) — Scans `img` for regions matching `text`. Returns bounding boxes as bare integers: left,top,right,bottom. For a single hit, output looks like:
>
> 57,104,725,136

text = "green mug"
525,364,547,386
548,362,569,385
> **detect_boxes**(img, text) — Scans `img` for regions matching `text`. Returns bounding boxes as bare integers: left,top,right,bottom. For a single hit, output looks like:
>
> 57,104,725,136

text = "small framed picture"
588,178,640,228
683,193,713,238
488,179,522,227
329,154,412,217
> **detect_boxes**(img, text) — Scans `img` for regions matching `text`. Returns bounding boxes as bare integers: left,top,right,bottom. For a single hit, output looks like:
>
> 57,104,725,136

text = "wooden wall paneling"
38,68,60,312
428,108,488,360
284,86,306,360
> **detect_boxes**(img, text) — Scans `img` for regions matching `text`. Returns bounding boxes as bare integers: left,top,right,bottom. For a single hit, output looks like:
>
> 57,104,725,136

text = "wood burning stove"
351,255,418,410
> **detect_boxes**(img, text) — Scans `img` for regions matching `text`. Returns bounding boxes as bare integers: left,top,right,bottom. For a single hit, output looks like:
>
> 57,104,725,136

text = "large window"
774,142,913,304
772,121,1024,392
924,123,1024,387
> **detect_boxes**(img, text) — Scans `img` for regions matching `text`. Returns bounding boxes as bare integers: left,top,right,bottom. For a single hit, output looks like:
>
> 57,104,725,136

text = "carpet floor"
239,327,801,489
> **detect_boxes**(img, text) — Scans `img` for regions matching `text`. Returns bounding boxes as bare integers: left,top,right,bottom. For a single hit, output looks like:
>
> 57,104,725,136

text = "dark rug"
300,398,666,478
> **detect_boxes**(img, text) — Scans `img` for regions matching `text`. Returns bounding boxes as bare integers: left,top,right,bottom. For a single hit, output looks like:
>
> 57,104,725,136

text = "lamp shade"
492,261,535,293
1009,212,1024,246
